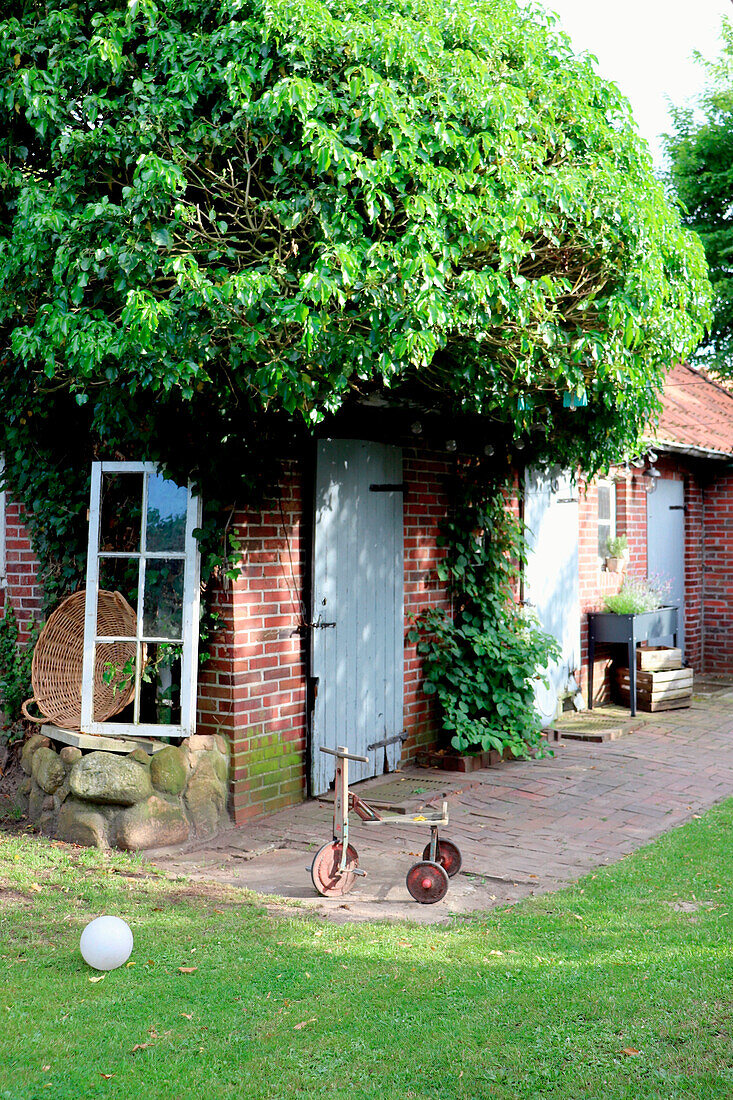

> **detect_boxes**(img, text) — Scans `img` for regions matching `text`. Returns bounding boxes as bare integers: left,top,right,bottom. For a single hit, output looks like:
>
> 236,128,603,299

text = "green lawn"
1,803,732,1100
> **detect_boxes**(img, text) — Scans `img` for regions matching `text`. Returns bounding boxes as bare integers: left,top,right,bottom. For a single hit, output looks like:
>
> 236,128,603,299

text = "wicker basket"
22,590,138,730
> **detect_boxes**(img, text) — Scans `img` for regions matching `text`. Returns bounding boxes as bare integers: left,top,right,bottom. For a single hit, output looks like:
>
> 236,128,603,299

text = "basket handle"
21,698,47,724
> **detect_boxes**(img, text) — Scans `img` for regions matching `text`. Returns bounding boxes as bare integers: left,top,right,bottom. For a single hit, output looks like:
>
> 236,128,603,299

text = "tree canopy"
0,0,711,594
666,18,733,375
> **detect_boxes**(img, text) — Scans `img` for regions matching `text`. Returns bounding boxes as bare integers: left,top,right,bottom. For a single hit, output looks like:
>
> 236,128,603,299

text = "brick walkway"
151,682,733,923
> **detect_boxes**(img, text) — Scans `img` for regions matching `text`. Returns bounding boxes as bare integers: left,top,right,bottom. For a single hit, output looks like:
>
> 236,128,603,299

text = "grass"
1,804,732,1100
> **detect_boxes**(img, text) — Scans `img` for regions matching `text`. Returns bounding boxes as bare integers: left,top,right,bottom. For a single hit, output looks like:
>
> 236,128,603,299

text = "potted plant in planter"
604,534,628,573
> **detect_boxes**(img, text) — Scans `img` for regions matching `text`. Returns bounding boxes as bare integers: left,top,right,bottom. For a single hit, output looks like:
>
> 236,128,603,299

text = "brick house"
577,362,733,705
5,362,733,831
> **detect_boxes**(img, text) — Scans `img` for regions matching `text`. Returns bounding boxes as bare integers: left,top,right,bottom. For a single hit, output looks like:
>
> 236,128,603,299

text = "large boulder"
150,746,187,796
20,733,50,775
115,795,190,850
56,798,114,848
32,747,66,794
184,754,227,838
69,752,152,806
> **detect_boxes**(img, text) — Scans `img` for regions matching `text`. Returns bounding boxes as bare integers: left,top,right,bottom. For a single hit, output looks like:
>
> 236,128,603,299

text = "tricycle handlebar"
319,745,369,764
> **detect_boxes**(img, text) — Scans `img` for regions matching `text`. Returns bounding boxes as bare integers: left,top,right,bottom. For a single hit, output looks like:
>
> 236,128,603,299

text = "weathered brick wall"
700,470,733,672
201,462,308,825
2,499,43,640
402,449,452,757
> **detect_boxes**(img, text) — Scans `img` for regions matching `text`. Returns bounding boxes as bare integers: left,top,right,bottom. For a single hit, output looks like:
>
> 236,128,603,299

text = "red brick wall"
2,499,43,640
700,471,733,672
402,449,451,757
198,462,308,824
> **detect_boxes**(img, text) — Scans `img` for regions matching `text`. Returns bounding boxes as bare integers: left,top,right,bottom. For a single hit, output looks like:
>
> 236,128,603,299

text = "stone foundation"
16,733,230,850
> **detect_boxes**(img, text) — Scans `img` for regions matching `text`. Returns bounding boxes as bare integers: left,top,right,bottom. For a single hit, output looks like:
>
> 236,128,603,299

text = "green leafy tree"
666,18,733,373
0,0,711,595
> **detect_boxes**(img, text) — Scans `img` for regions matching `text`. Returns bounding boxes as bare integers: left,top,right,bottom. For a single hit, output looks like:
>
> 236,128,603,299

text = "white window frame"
81,461,202,738
597,478,617,560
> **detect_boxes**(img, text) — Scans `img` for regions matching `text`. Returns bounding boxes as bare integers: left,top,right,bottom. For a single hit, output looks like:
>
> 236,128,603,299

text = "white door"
647,478,685,655
311,440,404,795
524,468,581,725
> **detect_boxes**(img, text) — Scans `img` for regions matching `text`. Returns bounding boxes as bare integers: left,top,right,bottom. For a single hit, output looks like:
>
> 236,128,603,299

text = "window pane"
146,474,188,552
597,484,611,522
598,522,611,557
100,473,143,553
139,644,182,725
93,641,137,722
97,559,139,636
143,559,184,640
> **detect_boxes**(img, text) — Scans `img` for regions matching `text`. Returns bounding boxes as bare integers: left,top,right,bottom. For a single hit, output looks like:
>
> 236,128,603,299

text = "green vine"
409,465,560,759
0,602,37,736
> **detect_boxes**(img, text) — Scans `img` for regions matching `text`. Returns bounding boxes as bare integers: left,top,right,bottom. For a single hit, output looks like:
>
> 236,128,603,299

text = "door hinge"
669,505,686,511
369,482,406,493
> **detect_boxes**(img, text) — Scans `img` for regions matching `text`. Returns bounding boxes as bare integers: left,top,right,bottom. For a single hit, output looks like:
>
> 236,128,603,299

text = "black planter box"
587,607,679,717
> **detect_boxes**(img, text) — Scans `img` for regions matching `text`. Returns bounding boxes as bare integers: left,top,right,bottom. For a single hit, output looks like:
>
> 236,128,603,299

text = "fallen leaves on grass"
178,966,198,974
100,1073,114,1080
88,974,105,984
130,1043,151,1054
294,1019,316,1030
621,1048,640,1056
29,884,42,893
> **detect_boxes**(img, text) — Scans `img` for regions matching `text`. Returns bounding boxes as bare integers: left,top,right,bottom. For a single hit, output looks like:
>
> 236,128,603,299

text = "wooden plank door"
647,478,685,654
524,467,581,725
311,439,404,796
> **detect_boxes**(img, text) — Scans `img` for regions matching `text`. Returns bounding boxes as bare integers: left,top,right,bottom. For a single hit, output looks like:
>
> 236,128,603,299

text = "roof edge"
648,436,733,461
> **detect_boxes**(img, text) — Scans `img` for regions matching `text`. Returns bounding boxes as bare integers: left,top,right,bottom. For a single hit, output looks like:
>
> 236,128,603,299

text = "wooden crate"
616,665,692,711
636,646,683,671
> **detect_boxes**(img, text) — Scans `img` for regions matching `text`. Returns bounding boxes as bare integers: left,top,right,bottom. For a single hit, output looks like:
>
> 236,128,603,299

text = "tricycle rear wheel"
406,860,449,904
422,839,462,878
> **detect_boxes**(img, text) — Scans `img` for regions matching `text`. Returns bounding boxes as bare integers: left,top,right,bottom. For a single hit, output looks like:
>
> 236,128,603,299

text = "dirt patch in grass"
0,887,31,907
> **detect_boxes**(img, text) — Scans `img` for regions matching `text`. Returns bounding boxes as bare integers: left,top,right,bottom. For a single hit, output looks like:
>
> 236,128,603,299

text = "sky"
528,0,732,167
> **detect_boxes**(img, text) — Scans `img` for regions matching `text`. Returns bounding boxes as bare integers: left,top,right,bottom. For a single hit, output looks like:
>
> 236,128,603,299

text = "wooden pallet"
636,646,683,672
616,690,691,712
617,666,692,711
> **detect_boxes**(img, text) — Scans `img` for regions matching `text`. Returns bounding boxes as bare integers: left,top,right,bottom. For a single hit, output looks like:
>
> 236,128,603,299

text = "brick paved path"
152,687,733,922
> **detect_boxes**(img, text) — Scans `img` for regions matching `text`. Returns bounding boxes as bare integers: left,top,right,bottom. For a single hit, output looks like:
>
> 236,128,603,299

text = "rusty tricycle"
310,745,462,904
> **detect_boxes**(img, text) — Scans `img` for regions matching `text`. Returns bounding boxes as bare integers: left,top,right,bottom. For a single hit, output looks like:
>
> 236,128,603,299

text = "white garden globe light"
80,916,133,971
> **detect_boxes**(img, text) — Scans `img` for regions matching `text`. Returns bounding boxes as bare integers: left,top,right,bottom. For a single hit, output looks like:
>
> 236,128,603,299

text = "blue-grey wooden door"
311,439,404,796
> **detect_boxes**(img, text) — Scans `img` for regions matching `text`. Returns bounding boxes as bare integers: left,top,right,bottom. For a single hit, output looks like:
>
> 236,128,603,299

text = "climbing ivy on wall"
409,465,560,757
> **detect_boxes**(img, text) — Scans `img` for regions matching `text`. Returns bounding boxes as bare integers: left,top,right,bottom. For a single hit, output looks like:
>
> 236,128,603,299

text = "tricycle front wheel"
310,841,360,897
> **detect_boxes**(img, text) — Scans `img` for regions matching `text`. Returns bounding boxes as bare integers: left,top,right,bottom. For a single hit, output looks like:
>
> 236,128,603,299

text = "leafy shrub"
603,575,670,614
0,603,38,735
409,469,560,758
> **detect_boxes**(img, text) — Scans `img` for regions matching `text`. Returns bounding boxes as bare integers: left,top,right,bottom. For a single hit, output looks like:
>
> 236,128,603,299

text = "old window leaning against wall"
597,479,617,559
81,462,202,738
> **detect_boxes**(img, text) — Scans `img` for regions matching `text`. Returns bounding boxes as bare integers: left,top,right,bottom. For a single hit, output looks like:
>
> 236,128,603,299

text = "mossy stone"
32,747,66,794
56,798,114,849
69,751,153,805
20,734,50,775
115,795,190,850
150,746,187,796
